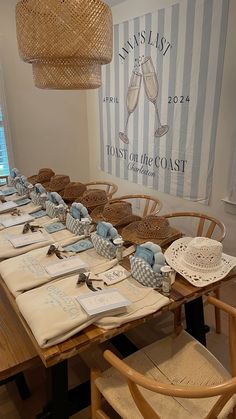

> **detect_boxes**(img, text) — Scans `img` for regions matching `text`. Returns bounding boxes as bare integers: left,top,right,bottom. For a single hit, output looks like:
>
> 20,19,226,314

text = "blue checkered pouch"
66,213,92,235
130,256,163,288
91,232,117,260
30,191,42,206
46,201,58,218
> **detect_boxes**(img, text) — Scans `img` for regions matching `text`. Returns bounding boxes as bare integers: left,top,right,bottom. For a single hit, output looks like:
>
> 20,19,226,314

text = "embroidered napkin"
16,276,103,348
0,216,78,260
95,277,170,329
16,274,169,348
0,237,113,296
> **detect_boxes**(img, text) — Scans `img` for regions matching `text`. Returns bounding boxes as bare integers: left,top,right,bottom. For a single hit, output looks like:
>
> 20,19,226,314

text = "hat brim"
164,237,236,287
91,205,142,227
121,221,182,246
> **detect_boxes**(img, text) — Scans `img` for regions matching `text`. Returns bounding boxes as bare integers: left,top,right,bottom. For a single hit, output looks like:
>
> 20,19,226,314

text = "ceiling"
104,0,127,6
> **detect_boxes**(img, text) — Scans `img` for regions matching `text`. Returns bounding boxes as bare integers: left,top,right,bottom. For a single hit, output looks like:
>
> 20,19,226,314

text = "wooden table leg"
50,361,69,419
185,297,206,346
37,360,69,419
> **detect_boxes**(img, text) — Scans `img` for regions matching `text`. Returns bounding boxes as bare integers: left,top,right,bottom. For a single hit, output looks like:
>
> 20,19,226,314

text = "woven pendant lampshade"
32,58,102,90
15,0,113,89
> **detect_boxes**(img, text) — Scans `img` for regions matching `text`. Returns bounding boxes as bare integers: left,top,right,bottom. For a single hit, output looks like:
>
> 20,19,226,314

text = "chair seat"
96,331,236,419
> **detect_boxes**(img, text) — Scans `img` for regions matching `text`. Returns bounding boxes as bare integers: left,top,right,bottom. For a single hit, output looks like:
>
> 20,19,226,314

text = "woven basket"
16,0,112,64
32,59,102,90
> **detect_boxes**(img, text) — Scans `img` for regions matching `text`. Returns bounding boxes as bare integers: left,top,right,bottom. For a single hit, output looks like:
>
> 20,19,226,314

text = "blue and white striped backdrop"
99,0,229,204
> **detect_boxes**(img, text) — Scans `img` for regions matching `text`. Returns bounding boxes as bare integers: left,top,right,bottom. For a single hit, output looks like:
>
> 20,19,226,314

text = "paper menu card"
0,201,18,213
0,187,17,196
13,198,31,207
98,265,131,285
0,214,34,228
45,256,89,278
8,231,46,248
77,289,130,316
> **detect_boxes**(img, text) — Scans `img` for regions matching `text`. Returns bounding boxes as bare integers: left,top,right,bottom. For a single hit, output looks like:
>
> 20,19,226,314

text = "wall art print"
98,0,229,204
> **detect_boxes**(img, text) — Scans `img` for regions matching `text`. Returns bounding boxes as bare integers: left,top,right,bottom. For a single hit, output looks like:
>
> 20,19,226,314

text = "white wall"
87,0,236,254
0,0,89,182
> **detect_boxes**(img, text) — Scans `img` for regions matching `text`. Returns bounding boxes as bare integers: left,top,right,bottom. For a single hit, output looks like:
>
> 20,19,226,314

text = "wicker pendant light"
15,0,113,89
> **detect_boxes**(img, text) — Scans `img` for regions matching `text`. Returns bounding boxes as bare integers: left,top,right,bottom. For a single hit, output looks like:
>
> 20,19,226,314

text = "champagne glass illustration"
141,56,169,137
119,70,142,144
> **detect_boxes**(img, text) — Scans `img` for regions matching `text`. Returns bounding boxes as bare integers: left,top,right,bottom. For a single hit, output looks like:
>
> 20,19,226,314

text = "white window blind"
0,63,13,177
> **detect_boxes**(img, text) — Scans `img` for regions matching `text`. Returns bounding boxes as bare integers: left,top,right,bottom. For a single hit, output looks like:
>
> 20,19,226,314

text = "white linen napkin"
16,274,170,348
0,237,112,296
0,218,79,260
16,276,101,348
95,277,170,329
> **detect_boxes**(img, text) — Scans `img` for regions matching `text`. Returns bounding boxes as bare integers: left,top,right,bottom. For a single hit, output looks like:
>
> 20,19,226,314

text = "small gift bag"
91,232,117,260
66,212,82,234
130,256,163,288
46,200,59,218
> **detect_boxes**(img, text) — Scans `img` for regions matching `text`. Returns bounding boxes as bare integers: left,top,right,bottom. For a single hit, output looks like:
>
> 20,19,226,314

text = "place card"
8,231,46,248
63,239,94,253
0,201,18,214
45,222,66,234
31,209,47,219
0,214,34,227
1,187,17,196
45,256,89,278
77,289,130,316
98,265,131,285
13,198,31,206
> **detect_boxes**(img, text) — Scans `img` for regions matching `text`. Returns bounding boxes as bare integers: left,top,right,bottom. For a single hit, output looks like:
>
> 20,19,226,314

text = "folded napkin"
0,217,78,260
95,276,170,329
136,242,166,273
70,202,90,220
16,273,169,348
0,237,113,296
16,276,103,347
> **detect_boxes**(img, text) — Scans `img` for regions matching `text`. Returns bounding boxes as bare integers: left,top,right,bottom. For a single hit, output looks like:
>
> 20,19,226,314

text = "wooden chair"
162,212,226,333
91,296,236,419
110,194,162,217
84,181,118,200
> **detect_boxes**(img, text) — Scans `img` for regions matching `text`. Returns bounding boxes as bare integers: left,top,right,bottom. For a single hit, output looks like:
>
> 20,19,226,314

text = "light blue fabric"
47,192,67,207
138,241,166,273
70,202,90,221
35,183,46,194
135,246,154,266
96,221,118,239
11,168,20,178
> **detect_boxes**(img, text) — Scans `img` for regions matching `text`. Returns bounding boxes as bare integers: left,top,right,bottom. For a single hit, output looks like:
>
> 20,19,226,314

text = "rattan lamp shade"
15,0,113,89
32,59,102,90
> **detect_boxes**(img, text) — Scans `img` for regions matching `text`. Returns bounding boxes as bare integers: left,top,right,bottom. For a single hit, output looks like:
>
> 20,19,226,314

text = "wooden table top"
1,262,236,369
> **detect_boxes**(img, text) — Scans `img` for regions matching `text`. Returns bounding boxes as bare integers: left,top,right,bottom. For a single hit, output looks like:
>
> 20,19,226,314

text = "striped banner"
99,0,229,204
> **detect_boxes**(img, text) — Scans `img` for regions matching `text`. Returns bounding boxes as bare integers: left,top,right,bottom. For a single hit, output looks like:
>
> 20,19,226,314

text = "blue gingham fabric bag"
30,191,42,206
66,213,82,235
130,256,163,288
91,232,117,260
16,183,28,196
46,201,58,218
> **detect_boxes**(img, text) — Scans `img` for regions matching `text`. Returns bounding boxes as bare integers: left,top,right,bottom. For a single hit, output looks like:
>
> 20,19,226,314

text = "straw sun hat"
121,215,182,245
28,168,55,186
78,189,108,211
90,201,141,227
61,182,87,203
164,236,236,287
48,175,70,192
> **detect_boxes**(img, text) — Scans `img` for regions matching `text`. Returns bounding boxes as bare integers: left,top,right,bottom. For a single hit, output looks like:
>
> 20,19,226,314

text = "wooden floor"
1,280,235,419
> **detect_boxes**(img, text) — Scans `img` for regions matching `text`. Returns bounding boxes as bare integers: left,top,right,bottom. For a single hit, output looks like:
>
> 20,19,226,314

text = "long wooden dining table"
1,260,236,419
